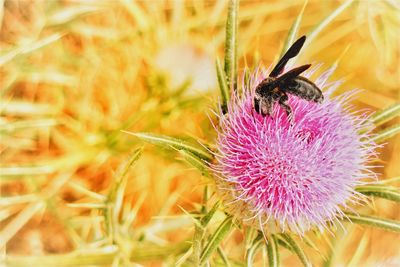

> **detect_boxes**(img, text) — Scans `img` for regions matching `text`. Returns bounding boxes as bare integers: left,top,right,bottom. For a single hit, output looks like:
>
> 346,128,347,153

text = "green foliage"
306,0,354,46
246,233,263,266
279,234,311,267
124,131,213,161
224,0,239,94
191,202,220,265
216,57,230,114
200,216,234,265
371,103,400,126
4,242,191,267
372,124,400,143
279,0,307,59
178,150,211,177
4,1,396,266
105,148,143,241
344,213,400,233
356,185,400,202
266,234,279,267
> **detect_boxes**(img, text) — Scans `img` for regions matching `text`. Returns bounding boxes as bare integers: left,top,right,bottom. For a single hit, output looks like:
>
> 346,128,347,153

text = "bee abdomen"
283,76,323,103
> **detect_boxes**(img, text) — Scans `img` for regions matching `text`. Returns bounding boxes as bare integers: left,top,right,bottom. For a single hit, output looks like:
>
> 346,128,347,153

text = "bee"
254,35,323,121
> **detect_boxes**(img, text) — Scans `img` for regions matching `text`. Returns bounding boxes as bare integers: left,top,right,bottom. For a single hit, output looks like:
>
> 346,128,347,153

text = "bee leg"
279,94,294,123
260,99,273,118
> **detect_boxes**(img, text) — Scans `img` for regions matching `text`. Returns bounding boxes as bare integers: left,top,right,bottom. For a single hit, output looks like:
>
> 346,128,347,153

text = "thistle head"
213,67,378,235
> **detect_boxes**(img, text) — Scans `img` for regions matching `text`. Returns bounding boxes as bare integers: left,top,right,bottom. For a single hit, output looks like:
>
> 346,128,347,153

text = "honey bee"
254,36,323,121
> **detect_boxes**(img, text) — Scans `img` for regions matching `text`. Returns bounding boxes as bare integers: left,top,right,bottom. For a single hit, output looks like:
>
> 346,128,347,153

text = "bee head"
255,77,276,95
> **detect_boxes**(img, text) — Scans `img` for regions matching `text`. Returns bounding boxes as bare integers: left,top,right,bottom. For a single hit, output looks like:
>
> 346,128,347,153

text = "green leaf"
130,242,191,261
191,203,220,266
266,234,279,267
302,234,326,260
0,33,64,65
200,216,234,265
0,202,45,249
244,227,258,251
107,148,143,203
0,100,56,116
123,131,213,161
371,124,400,143
356,185,400,202
68,182,106,201
277,236,292,251
321,234,336,267
0,195,38,206
246,234,263,267
371,176,400,185
217,247,231,267
307,0,353,45
370,103,400,126
200,203,220,227
0,119,58,133
279,233,311,267
3,249,117,267
279,0,307,59
224,0,239,93
116,148,142,183
201,186,209,214
346,232,369,267
344,213,400,233
105,148,143,239
178,150,210,177
216,57,230,114
121,0,149,31
47,5,103,27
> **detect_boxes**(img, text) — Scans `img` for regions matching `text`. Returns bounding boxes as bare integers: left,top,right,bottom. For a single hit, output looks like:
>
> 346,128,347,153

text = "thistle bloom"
213,67,378,235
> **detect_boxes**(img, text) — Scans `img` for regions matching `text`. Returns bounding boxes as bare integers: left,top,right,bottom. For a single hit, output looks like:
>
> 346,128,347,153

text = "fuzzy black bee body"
282,76,323,103
254,36,323,121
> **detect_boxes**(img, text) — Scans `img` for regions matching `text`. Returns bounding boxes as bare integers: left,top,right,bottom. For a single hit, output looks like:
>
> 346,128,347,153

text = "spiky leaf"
266,234,279,267
191,203,220,265
178,150,210,177
279,0,307,59
370,103,400,126
123,131,213,161
246,234,263,267
280,233,311,267
345,213,400,233
307,0,353,45
216,57,230,114
200,216,233,265
356,185,400,202
372,124,400,143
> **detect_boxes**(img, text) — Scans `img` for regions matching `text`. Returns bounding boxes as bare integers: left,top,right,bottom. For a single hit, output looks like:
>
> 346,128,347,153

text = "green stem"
224,0,239,94
200,216,234,265
266,234,279,267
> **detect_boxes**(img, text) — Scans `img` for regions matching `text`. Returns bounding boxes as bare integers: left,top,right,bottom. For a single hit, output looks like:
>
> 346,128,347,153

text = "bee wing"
274,64,311,85
269,35,306,78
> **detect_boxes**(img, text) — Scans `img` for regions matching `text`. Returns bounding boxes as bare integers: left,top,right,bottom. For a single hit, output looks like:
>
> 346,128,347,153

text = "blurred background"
1,1,399,266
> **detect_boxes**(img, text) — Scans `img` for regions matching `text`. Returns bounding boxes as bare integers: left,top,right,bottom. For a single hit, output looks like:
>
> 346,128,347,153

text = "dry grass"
1,1,399,266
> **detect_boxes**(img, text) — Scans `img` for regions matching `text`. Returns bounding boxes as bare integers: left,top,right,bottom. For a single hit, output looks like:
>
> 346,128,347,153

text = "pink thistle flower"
213,67,378,235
